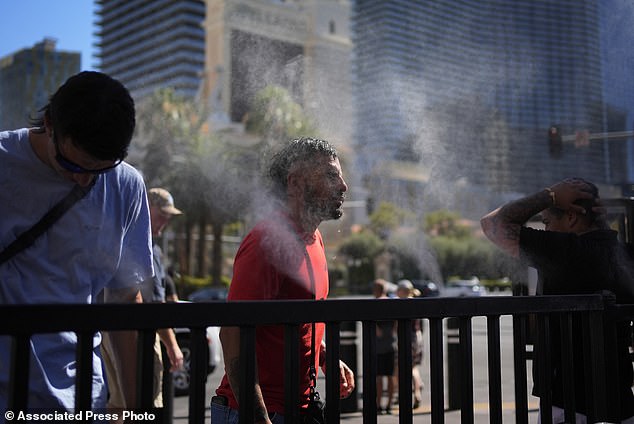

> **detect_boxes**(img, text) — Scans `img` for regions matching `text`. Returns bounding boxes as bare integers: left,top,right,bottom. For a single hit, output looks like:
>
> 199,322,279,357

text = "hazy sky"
0,0,96,71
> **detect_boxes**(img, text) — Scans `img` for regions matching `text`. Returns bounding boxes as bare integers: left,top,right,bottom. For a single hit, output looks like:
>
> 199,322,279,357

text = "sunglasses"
52,131,122,174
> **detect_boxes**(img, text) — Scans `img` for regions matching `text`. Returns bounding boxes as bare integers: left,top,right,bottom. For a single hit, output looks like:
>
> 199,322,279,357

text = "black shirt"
520,227,634,419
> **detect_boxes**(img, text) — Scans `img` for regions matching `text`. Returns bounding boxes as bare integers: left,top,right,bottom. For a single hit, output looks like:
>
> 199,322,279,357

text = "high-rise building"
200,0,353,148
95,0,206,101
600,0,634,185
352,0,618,207
96,0,353,148
0,38,80,130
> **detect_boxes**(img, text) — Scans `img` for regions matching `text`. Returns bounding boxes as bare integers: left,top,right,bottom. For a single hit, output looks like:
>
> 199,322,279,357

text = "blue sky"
0,1,96,71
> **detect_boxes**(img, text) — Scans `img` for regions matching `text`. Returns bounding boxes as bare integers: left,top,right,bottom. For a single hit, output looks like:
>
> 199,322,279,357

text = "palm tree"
135,84,316,284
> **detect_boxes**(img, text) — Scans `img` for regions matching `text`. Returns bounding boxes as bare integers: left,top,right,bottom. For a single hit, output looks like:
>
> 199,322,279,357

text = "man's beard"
306,200,343,221
305,195,344,221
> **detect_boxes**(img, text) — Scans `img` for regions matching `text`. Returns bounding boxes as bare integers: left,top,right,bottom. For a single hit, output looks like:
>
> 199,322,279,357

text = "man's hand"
158,328,184,371
321,358,355,399
166,343,184,372
548,178,595,214
338,360,355,399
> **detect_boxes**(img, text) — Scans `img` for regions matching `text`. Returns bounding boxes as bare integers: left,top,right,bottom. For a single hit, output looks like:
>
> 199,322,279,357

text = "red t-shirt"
215,213,329,413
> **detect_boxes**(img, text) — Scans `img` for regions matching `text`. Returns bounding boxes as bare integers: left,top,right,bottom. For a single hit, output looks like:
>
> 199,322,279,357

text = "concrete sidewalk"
339,401,540,423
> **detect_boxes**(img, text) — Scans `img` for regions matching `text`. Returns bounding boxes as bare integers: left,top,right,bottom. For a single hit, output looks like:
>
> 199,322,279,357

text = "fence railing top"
0,294,612,335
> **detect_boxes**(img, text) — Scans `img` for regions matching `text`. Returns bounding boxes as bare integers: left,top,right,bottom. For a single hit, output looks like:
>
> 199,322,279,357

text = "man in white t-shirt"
0,71,153,412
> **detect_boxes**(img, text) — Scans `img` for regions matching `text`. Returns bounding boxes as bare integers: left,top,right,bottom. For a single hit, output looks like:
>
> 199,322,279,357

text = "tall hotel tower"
96,0,352,147
352,0,618,201
95,0,206,101
199,0,353,147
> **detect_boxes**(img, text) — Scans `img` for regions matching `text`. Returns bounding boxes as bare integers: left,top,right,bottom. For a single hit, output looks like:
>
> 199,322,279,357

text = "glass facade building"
352,0,618,198
600,0,634,184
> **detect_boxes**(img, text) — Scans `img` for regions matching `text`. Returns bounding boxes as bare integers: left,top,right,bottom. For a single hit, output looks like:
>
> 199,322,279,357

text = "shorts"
102,332,163,408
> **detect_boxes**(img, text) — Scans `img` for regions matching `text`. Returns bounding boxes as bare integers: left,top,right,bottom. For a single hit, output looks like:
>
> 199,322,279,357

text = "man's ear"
43,114,53,137
286,171,303,197
567,210,580,229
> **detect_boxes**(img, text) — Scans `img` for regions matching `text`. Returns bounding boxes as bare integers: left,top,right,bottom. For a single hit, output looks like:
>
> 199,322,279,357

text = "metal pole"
561,130,634,143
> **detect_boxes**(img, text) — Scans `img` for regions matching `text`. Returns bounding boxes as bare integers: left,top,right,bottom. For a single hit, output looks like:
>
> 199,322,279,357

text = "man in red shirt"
213,137,355,423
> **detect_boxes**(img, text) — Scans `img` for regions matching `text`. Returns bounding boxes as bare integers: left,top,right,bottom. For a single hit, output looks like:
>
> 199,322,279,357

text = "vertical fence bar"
75,331,94,412
459,317,474,424
339,321,359,413
584,311,607,422
429,318,444,424
8,334,30,412
284,324,300,423
398,318,413,424
189,328,209,424
601,297,621,420
537,315,552,424
137,329,156,410
238,325,256,424
161,343,174,424
512,314,528,424
362,321,378,424
446,317,461,411
559,313,576,423
326,322,341,423
486,315,502,423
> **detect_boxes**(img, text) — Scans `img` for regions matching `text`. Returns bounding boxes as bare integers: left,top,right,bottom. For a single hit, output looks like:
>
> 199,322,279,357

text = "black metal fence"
0,293,632,424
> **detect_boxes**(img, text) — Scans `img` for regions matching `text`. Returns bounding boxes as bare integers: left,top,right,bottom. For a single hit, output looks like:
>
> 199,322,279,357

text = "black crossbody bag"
0,182,94,265
301,248,327,424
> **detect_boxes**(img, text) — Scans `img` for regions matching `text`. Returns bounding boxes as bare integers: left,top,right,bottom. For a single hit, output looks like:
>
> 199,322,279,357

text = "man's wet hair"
31,71,135,162
268,137,338,199
547,178,600,224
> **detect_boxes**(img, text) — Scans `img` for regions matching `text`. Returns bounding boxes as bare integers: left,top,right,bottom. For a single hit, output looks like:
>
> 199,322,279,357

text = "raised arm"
481,179,593,258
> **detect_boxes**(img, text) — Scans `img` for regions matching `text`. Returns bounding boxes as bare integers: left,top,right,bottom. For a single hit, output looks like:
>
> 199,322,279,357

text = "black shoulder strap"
280,215,321,400
303,247,321,401
0,181,95,265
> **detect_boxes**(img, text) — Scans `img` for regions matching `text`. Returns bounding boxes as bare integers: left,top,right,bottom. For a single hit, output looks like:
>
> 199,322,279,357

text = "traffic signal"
548,125,562,158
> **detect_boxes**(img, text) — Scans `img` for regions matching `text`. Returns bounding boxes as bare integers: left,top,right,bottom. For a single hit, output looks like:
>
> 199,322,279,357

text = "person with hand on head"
102,187,184,414
212,137,355,424
0,71,153,411
481,177,634,423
